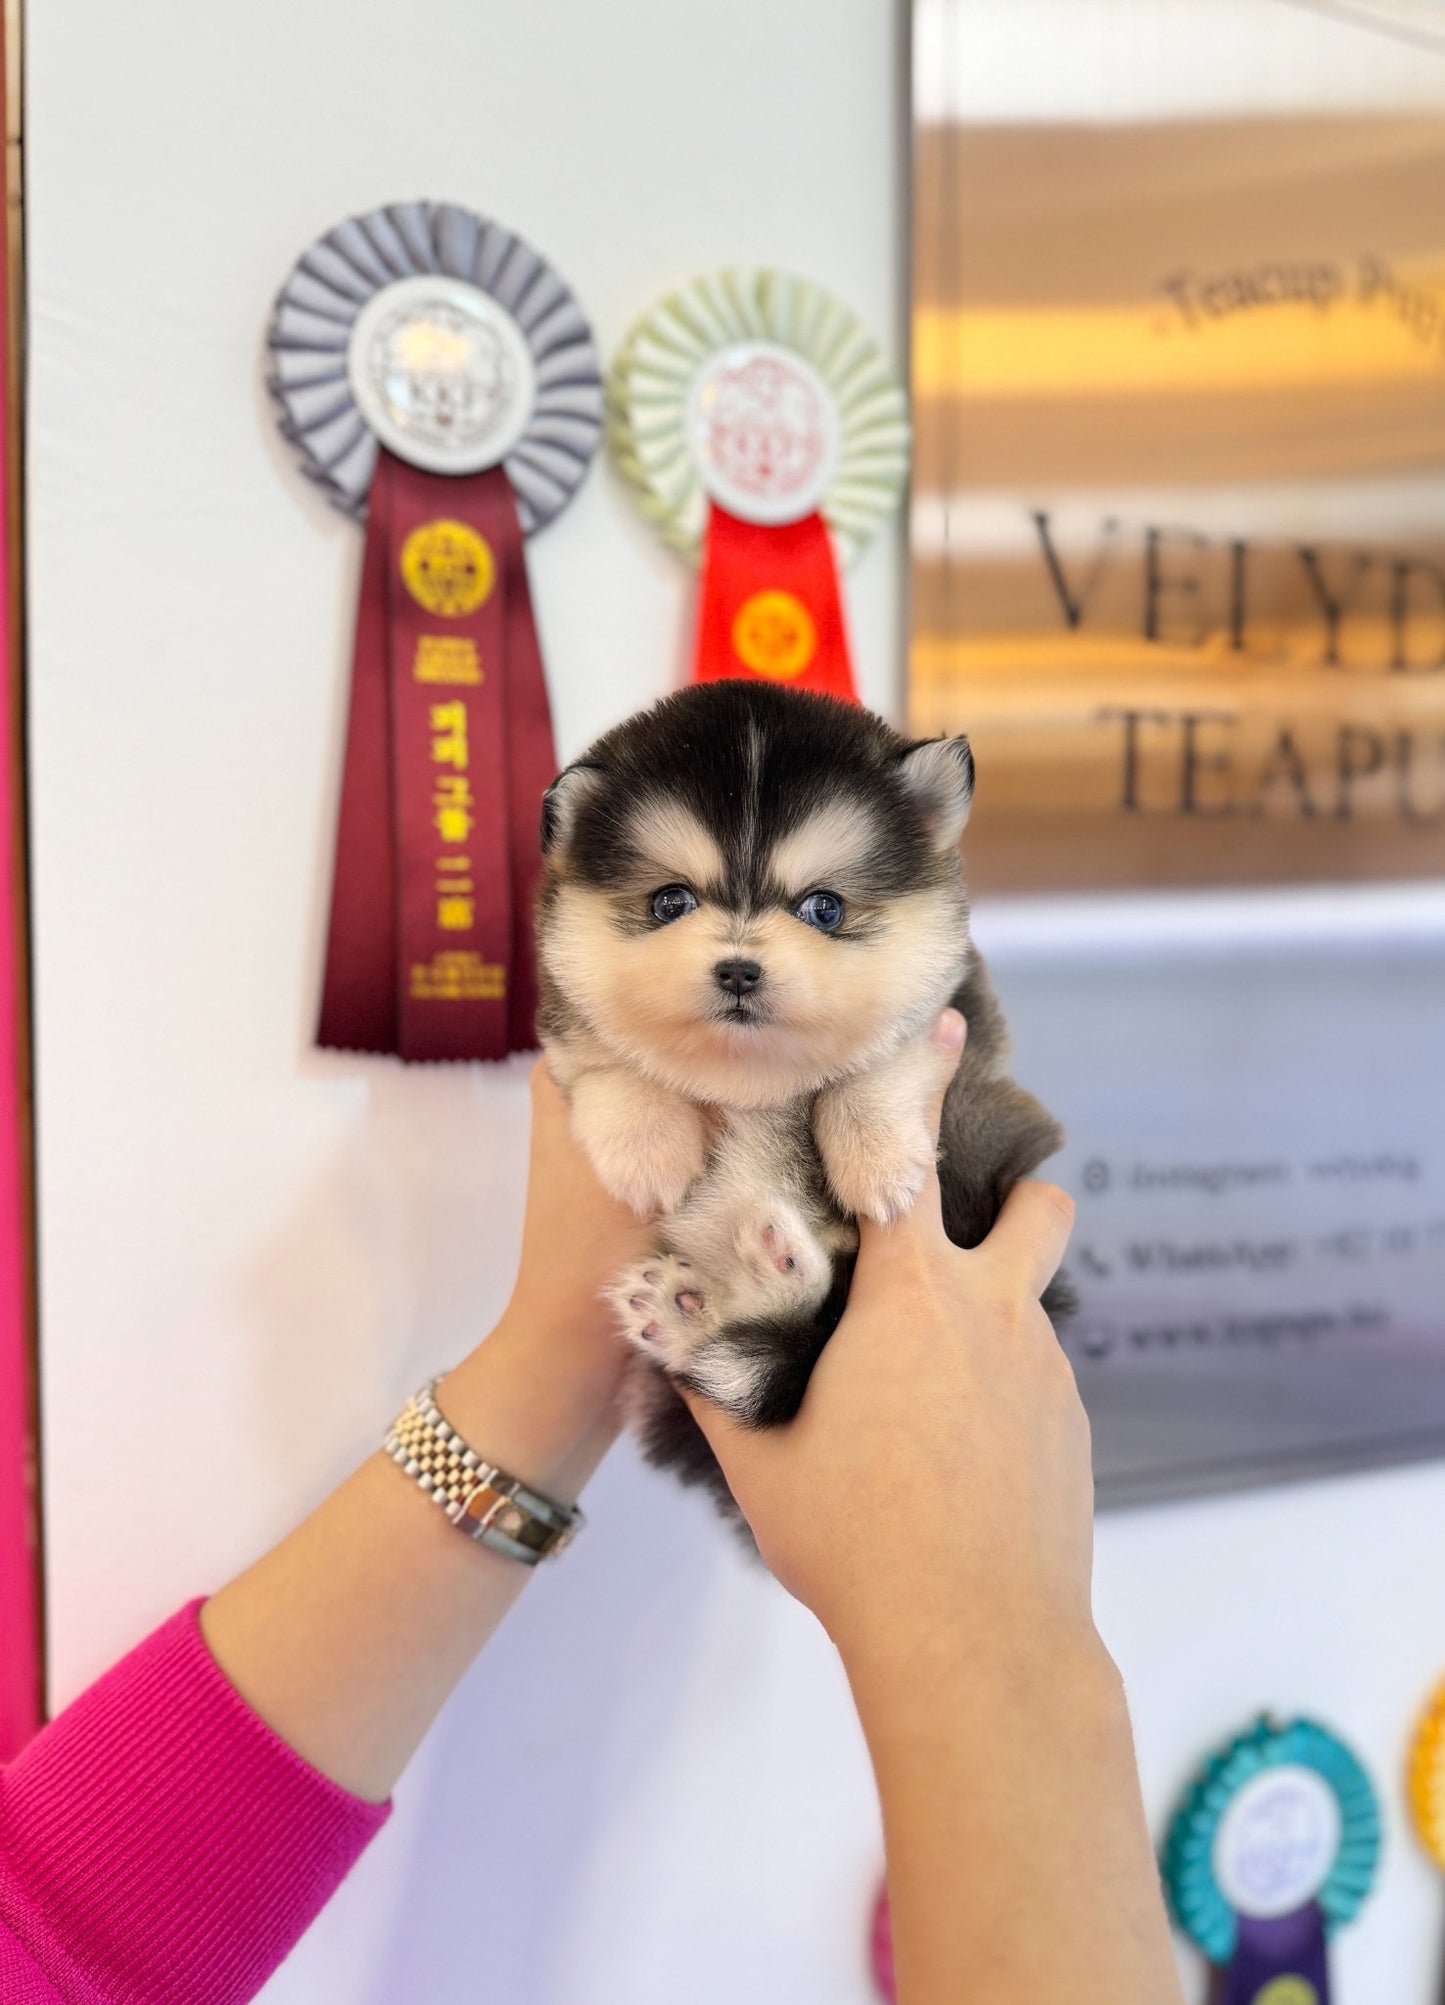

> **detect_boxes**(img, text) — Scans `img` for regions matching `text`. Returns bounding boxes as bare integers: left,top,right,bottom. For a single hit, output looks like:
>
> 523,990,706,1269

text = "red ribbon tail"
692,500,859,703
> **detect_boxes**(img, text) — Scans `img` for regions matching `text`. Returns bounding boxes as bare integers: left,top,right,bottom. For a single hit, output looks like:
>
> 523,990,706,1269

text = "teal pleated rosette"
1162,1715,1381,1962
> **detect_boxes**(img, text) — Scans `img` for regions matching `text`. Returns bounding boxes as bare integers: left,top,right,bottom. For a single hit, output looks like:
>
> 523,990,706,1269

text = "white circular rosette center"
347,275,537,477
687,342,839,525
1163,1715,1380,1966
1213,1767,1342,1920
267,201,603,532
608,268,909,567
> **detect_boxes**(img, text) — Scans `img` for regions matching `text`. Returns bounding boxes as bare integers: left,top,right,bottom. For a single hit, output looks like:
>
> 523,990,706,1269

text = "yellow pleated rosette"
1409,1678,1445,1868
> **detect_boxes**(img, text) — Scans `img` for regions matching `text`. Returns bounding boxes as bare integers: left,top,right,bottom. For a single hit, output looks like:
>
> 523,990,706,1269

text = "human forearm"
683,1025,1178,2001
201,1065,650,1804
848,1621,1183,2005
201,1309,623,1805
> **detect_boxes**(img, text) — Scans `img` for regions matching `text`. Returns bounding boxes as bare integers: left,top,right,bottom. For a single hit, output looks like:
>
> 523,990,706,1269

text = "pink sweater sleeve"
0,1600,390,2005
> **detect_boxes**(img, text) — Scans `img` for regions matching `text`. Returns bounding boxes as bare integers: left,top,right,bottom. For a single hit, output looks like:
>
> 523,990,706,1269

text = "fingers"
676,1380,774,1492
908,1007,968,1240
926,1008,967,1136
979,1179,1076,1299
529,1056,562,1114
527,1058,570,1150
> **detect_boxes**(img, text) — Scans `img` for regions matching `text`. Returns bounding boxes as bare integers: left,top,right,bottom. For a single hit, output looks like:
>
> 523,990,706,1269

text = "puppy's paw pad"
608,1256,713,1370
736,1201,830,1297
759,1223,800,1274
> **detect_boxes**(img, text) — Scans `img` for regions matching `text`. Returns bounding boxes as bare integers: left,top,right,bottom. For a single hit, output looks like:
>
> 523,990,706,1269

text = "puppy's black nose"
714,957,763,997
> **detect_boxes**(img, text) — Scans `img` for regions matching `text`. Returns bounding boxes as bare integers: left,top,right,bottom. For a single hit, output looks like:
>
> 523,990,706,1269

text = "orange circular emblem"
400,519,494,618
731,589,817,680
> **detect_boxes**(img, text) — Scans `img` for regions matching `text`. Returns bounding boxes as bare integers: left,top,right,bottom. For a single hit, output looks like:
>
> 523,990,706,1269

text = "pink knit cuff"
0,1600,390,2005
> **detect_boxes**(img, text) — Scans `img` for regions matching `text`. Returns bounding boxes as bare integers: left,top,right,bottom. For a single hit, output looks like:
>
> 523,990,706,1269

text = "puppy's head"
539,683,973,1105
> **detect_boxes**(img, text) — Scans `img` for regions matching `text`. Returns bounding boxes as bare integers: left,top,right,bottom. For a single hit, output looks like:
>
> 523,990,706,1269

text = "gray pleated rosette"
267,202,603,533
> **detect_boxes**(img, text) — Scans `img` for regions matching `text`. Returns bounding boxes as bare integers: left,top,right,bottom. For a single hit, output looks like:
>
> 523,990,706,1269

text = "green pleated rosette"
1162,1715,1381,1963
607,268,909,567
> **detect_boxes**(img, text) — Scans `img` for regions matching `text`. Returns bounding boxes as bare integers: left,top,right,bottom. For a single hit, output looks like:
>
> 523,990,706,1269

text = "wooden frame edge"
0,0,42,1763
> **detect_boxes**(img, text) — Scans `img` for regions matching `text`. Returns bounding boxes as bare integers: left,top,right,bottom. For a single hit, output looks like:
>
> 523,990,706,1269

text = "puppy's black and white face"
539,684,973,1106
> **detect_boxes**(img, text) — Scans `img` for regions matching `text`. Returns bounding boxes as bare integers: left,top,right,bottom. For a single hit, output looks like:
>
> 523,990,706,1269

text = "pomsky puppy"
538,680,1068,1517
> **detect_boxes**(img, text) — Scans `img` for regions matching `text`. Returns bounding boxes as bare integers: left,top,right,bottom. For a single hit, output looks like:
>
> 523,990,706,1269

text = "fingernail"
934,1007,966,1052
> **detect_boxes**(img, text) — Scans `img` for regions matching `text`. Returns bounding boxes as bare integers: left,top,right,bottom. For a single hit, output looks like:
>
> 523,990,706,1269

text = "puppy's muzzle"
714,957,763,998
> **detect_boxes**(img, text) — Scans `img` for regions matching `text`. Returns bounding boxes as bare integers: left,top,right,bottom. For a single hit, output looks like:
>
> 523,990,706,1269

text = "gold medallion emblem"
732,589,818,680
1253,1979,1319,2005
400,520,495,618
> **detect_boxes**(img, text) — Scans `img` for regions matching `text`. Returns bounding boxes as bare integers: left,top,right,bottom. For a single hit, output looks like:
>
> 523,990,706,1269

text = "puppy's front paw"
572,1089,708,1216
607,1255,715,1371
821,1125,934,1224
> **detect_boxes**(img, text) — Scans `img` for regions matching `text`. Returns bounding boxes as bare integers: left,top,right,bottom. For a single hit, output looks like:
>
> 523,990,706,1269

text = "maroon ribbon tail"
494,473,555,1051
316,460,400,1055
315,449,558,1062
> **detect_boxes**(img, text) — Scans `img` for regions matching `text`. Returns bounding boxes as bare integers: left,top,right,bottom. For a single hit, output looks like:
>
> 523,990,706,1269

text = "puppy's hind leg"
610,1108,850,1424
607,1252,717,1368
642,1184,838,1422
679,1257,853,1426
606,1208,834,1419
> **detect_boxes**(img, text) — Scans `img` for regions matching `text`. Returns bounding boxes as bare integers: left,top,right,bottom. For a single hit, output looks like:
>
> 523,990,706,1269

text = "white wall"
28,2,904,2000
24,2,1445,2002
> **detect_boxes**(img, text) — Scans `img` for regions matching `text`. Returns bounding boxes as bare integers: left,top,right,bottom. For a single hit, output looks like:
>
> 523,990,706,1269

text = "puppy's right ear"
896,735,975,852
540,760,603,855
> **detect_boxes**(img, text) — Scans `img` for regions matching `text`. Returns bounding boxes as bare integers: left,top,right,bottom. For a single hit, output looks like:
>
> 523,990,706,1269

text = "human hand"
499,1061,656,1348
676,1024,1176,2004
682,1010,1093,1682
439,1064,651,1487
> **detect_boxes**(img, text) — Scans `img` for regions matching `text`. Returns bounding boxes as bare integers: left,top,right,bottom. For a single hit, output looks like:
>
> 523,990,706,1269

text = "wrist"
432,1311,627,1506
840,1600,1119,1753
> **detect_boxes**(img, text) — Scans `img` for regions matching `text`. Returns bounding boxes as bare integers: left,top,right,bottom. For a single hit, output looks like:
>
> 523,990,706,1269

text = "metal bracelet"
384,1376,583,1566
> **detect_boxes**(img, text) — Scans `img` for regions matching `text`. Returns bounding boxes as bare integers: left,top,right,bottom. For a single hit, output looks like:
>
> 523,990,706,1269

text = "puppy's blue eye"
796,890,844,933
650,884,698,925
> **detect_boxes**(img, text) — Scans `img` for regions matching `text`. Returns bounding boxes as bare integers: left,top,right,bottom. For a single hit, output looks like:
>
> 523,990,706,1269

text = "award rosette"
1163,1715,1380,2005
268,201,602,1061
1408,1675,1445,1868
607,269,908,702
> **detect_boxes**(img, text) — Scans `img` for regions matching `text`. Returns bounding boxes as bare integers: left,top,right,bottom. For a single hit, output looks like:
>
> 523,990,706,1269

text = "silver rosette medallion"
267,201,603,532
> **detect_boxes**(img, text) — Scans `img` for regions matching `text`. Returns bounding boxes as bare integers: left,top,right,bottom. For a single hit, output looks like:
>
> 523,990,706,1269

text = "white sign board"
982,890,1445,1503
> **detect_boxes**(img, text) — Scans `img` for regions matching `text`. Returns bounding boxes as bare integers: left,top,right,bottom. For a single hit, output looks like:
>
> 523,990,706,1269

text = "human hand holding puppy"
681,1008,1090,1653
685,1009,1184,2005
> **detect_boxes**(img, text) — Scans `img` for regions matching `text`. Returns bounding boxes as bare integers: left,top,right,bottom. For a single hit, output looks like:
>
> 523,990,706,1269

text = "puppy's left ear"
540,760,603,855
897,736,975,851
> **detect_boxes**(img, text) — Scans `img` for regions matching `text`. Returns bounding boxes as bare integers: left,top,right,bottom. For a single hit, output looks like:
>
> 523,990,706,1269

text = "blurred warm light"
914,286,1445,397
